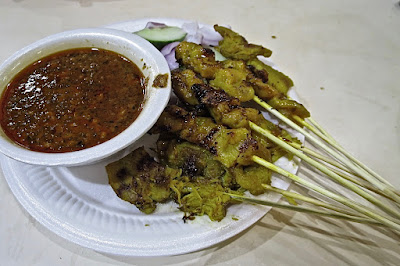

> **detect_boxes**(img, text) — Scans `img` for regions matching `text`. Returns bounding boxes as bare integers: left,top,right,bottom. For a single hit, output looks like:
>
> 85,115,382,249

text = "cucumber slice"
134,26,187,50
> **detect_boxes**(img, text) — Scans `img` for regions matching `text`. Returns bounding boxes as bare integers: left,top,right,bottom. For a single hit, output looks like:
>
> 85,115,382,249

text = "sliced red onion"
182,22,203,44
160,41,180,70
145,21,167,29
181,22,228,46
198,26,223,46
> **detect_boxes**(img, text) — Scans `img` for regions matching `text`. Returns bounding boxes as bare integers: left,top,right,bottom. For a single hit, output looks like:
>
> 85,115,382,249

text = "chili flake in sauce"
0,48,145,153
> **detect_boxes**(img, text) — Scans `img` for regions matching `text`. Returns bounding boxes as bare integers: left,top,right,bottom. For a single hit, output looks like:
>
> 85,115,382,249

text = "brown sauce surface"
0,48,145,153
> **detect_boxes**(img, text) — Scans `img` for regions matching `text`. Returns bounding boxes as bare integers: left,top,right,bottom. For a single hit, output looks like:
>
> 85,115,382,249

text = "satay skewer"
189,83,400,204
250,122,400,220
151,102,400,228
225,193,384,227
250,155,400,231
253,96,400,200
170,32,400,226
174,40,395,197
209,25,397,197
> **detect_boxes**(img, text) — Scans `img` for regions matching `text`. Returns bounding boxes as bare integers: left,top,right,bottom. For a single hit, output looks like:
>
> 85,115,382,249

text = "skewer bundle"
205,26,400,231
108,24,400,230
171,26,400,231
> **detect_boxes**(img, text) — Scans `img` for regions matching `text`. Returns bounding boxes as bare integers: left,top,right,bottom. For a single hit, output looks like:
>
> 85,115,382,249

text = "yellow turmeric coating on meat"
171,68,205,105
106,147,179,214
151,105,271,168
175,41,222,79
214,25,272,60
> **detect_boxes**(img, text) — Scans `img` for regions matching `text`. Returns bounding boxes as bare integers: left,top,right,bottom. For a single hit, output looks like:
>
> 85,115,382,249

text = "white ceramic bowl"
0,28,171,166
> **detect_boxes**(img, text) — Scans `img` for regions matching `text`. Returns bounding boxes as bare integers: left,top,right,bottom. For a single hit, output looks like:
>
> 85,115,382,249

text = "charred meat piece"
151,105,268,168
171,68,205,106
248,58,293,95
191,84,298,161
106,147,179,214
267,95,310,120
156,137,235,188
192,83,275,131
248,59,310,119
211,25,310,120
174,41,282,105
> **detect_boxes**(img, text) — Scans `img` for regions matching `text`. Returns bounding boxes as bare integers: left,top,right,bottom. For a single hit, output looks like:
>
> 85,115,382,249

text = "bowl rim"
0,27,171,166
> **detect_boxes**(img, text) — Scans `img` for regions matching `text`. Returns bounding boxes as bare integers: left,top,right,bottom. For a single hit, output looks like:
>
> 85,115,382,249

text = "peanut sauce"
0,48,145,153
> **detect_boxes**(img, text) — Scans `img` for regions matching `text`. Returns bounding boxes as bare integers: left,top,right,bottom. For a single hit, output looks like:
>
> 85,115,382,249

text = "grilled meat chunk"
157,137,234,187
231,164,271,195
192,84,275,131
214,25,272,60
171,68,205,106
209,59,255,102
151,105,269,168
172,176,236,222
191,84,299,161
106,147,179,214
175,41,222,79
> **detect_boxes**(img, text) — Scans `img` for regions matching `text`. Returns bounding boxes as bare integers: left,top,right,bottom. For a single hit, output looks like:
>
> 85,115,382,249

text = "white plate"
1,18,303,257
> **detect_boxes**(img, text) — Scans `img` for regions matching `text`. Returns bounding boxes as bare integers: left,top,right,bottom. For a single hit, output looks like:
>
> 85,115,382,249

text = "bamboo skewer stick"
262,184,365,217
252,156,400,231
283,137,397,202
302,117,400,197
253,96,399,198
301,117,392,188
284,98,393,189
287,141,357,176
327,167,397,202
306,117,338,143
286,96,337,143
226,193,383,226
292,115,335,144
250,122,400,219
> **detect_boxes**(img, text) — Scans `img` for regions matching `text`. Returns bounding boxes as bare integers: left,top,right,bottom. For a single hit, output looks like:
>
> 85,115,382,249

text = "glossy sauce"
0,48,145,152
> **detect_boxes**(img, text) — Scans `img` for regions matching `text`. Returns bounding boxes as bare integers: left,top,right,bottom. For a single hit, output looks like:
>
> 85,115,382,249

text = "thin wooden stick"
285,99,393,188
250,122,400,219
252,155,400,231
307,117,337,143
262,184,364,217
254,96,399,197
327,167,398,202
302,117,391,187
284,138,398,202
226,193,383,226
293,115,335,144
287,141,356,176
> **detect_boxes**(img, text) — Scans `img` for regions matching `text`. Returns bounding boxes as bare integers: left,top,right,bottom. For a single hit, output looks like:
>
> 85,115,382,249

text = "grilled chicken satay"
213,25,310,119
157,136,271,196
213,24,272,60
175,38,310,119
106,147,179,214
191,83,299,161
175,41,222,79
171,68,205,106
160,138,237,221
170,68,297,151
192,83,278,132
151,105,271,168
106,144,239,221
175,42,254,102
